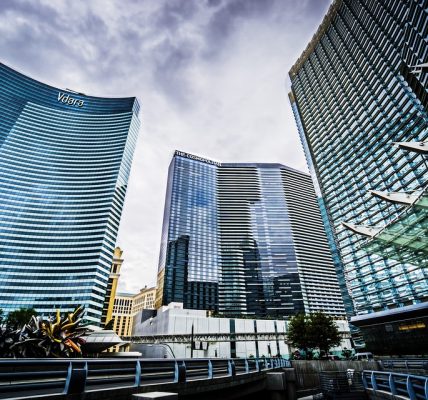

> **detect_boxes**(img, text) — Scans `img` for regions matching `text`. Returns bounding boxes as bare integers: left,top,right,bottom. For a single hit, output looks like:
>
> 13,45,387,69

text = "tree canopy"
288,312,342,358
5,308,38,330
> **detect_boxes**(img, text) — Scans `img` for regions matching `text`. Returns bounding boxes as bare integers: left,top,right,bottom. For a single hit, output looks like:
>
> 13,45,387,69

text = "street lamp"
190,323,194,359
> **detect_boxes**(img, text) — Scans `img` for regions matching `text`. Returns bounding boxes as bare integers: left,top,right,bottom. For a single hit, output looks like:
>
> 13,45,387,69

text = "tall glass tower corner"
289,0,428,317
0,62,140,324
156,151,219,312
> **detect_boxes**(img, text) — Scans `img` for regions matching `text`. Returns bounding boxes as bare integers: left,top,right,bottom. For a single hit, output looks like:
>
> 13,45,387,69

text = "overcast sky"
0,0,330,293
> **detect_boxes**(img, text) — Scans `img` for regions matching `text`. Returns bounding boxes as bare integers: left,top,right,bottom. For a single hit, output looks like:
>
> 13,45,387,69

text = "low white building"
130,303,352,358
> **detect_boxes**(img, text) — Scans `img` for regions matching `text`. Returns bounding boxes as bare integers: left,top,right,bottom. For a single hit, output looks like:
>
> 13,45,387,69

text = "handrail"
380,359,428,371
362,370,428,400
0,357,291,399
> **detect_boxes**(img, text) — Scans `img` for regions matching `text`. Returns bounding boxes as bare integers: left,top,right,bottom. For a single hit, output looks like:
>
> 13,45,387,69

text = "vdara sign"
175,150,221,166
57,92,84,107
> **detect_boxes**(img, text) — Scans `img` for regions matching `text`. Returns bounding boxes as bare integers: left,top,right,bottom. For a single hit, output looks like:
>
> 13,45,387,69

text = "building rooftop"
289,0,342,78
173,150,309,177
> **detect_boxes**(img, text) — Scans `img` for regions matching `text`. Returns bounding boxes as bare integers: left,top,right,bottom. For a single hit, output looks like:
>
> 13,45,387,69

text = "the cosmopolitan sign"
57,92,84,107
175,150,221,166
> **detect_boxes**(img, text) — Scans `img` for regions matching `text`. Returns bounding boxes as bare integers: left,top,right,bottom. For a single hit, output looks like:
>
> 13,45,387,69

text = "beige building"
101,247,124,327
112,286,157,337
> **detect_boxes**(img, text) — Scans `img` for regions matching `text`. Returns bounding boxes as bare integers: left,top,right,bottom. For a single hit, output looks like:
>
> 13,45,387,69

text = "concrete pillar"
283,368,297,400
133,392,178,400
266,372,287,400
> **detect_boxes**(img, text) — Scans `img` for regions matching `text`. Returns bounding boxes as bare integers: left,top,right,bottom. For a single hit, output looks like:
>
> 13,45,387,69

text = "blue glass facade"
157,151,219,311
289,0,428,316
156,151,346,319
0,63,140,324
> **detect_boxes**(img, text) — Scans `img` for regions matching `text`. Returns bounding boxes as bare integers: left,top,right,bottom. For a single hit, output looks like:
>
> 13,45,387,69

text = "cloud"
0,0,331,293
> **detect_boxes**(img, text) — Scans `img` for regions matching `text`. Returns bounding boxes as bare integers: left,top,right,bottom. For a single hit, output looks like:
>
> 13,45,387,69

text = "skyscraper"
289,0,428,318
0,62,140,324
156,150,346,319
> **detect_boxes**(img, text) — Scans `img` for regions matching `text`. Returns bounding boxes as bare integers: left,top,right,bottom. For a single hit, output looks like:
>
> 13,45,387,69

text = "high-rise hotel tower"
156,151,346,319
289,0,428,318
0,63,140,324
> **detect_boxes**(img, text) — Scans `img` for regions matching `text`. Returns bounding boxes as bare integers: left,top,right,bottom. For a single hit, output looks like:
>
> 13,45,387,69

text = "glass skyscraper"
0,62,140,324
156,150,346,319
289,0,428,317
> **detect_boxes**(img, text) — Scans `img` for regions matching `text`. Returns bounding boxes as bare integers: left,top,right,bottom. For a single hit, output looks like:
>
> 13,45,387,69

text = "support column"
266,372,287,400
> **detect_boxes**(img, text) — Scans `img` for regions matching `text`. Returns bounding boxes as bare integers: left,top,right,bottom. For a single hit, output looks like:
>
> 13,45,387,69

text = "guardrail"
0,357,291,399
380,359,428,371
362,370,428,400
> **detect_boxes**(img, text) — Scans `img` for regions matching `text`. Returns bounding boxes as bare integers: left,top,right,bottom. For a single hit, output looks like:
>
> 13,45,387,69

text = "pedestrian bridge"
0,357,290,400
0,358,427,400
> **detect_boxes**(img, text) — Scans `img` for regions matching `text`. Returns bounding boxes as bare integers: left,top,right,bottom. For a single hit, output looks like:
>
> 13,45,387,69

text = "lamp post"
190,322,194,358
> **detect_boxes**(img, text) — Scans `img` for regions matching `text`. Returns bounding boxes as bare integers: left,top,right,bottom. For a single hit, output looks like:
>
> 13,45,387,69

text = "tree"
288,312,342,359
308,312,341,357
287,314,315,358
0,309,4,326
6,308,38,330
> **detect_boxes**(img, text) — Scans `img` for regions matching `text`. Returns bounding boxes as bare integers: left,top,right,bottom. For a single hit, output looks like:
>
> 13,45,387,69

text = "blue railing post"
255,358,260,372
424,377,428,400
174,360,186,383
228,359,236,376
63,361,87,395
388,373,397,395
361,371,368,389
370,371,378,390
134,360,141,387
406,376,417,400
245,359,249,373
208,360,213,379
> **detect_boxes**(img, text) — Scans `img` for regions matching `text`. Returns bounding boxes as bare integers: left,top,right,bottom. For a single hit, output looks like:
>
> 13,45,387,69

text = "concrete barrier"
291,360,380,395
133,393,178,400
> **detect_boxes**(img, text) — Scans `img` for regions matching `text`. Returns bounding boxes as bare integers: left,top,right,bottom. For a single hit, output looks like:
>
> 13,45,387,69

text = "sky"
0,0,331,293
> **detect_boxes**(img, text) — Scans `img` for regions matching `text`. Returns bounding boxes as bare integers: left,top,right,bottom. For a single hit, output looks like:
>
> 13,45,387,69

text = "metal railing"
380,359,428,371
362,370,428,400
123,331,351,344
0,357,291,399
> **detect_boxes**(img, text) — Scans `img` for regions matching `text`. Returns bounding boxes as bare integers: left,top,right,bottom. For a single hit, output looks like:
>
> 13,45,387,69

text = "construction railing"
362,370,428,400
0,357,291,399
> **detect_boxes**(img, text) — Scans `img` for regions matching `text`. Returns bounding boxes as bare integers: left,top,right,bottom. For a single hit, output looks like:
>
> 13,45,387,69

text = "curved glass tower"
156,151,346,319
0,62,140,324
